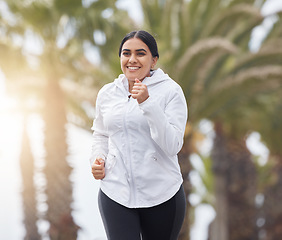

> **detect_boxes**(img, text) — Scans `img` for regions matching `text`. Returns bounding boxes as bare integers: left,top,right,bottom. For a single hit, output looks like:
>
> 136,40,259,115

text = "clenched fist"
92,158,105,180
131,79,149,104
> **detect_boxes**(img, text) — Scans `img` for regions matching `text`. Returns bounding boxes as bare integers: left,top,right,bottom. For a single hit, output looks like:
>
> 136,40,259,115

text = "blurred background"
0,0,282,239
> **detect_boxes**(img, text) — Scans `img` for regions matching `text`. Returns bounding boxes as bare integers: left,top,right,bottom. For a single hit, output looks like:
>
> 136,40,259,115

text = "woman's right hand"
92,158,105,180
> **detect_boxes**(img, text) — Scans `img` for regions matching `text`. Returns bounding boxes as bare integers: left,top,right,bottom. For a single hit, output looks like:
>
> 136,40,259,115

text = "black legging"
98,185,186,240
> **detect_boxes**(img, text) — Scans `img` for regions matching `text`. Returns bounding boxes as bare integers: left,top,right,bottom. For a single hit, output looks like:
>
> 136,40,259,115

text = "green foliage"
139,0,282,142
252,93,282,155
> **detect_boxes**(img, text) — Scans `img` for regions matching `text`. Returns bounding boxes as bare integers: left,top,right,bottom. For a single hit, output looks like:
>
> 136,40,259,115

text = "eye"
122,52,130,56
137,52,145,56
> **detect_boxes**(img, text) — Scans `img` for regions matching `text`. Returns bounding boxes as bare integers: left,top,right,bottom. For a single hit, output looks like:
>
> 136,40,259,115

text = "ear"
151,57,158,68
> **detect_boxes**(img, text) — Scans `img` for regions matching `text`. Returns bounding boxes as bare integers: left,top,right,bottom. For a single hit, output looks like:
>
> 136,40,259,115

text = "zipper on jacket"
123,97,137,206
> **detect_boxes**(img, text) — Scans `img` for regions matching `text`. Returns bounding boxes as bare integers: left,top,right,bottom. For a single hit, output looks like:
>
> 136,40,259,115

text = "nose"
129,53,137,63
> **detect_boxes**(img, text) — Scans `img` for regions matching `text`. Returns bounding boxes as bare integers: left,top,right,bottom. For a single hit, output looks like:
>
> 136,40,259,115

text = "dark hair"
118,30,159,59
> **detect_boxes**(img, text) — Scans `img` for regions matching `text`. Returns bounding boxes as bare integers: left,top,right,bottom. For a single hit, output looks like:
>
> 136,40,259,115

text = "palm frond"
203,4,262,38
218,66,282,91
174,37,238,96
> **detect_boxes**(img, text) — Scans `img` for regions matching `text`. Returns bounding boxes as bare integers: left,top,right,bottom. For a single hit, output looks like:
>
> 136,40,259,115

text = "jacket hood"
114,68,171,91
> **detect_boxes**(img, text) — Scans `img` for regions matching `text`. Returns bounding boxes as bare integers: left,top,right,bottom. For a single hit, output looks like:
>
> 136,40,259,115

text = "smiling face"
120,37,158,82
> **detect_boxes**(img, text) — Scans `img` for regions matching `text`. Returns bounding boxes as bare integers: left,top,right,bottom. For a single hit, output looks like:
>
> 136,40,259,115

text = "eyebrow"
122,48,147,52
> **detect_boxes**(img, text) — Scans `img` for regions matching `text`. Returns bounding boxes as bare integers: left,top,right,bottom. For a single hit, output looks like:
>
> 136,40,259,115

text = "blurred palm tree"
0,12,41,239
20,115,41,240
139,0,282,239
249,92,282,240
207,9,282,240
261,104,282,240
1,0,134,239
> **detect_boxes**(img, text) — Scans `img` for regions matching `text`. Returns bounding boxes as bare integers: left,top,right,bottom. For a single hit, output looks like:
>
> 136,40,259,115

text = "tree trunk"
210,123,230,240
43,78,79,240
178,136,193,240
226,140,257,240
263,156,282,240
20,116,41,240
210,122,257,240
209,174,229,240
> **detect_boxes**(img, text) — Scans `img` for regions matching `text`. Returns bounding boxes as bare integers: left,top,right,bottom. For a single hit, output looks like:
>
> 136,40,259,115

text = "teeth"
128,67,139,70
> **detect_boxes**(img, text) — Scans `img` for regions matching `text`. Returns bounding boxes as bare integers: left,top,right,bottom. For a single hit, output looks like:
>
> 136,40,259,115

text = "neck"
128,80,135,93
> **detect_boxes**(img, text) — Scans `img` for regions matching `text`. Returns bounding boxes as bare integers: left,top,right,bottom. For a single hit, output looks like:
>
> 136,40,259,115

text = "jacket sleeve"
90,91,109,165
139,85,188,157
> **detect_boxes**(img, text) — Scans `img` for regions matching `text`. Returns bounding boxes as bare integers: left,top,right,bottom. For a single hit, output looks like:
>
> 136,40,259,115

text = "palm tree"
20,115,41,240
0,10,41,238
2,0,134,238
249,92,282,240
139,0,282,239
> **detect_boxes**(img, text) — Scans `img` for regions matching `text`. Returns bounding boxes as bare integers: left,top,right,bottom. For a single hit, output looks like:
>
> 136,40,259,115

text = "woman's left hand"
131,79,149,104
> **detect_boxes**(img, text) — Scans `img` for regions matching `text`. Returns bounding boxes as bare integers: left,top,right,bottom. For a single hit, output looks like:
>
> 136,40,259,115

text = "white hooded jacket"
91,68,188,208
